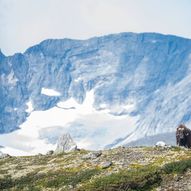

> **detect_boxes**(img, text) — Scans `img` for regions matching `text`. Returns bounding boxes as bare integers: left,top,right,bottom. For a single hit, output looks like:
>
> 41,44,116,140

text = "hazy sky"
0,0,191,55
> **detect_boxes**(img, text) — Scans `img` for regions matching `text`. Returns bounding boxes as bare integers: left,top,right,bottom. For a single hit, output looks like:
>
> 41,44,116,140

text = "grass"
41,168,100,188
79,158,191,191
163,158,191,174
1,147,191,190
0,168,101,190
78,165,162,191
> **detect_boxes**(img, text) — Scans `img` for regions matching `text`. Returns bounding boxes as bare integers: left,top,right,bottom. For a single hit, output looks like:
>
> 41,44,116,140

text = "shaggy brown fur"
176,124,191,148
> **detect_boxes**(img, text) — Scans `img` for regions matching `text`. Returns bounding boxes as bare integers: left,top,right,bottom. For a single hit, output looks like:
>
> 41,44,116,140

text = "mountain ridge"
1,32,191,153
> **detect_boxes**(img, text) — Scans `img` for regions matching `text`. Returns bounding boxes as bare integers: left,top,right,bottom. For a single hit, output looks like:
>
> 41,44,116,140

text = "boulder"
55,133,77,154
100,161,112,169
82,151,102,159
46,150,54,155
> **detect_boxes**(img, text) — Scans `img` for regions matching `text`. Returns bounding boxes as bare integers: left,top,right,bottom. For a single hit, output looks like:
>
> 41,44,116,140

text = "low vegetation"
163,159,191,174
1,147,191,190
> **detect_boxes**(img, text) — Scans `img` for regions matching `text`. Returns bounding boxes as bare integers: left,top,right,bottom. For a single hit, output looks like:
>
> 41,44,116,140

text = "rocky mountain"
1,32,191,153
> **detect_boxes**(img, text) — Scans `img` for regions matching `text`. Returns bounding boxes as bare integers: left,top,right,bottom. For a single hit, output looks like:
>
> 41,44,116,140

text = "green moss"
0,169,8,175
1,147,191,190
30,156,50,165
163,158,191,174
41,168,100,188
0,157,15,166
153,157,165,166
129,163,144,169
0,167,100,190
78,149,90,155
79,166,162,191
142,146,155,151
170,146,184,152
79,156,191,191
0,171,42,190
0,175,13,190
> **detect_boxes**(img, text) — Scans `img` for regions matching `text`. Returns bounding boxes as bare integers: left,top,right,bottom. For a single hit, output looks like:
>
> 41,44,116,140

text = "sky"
0,0,191,56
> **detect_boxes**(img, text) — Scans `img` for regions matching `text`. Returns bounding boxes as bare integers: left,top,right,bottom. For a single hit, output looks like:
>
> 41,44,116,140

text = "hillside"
1,146,191,190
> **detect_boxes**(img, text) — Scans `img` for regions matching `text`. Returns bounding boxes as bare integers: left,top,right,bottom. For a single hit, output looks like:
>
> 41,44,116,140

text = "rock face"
1,32,191,147
55,134,77,154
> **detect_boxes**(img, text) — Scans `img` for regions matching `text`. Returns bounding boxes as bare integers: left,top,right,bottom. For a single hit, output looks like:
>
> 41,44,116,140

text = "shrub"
163,159,191,174
79,166,162,191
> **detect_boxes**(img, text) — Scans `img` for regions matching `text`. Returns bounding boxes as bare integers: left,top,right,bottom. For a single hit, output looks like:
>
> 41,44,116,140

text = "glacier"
1,32,191,155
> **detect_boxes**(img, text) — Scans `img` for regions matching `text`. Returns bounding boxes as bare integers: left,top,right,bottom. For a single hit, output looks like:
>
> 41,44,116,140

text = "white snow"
108,101,136,115
41,87,61,96
0,70,18,86
7,70,18,85
0,90,138,156
1,147,32,156
73,77,83,83
155,141,166,147
26,100,34,113
57,98,79,109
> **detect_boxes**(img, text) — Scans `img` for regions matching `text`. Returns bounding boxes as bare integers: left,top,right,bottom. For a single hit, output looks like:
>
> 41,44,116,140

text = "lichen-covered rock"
55,133,77,154
82,151,102,159
46,150,54,155
100,161,112,169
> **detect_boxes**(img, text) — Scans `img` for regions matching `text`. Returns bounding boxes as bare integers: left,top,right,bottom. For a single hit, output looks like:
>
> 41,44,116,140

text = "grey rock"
46,150,54,155
68,185,74,189
55,133,77,154
82,151,102,160
100,161,112,169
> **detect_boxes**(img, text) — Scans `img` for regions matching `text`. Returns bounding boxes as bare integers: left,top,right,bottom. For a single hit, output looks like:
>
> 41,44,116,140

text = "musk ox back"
176,124,191,148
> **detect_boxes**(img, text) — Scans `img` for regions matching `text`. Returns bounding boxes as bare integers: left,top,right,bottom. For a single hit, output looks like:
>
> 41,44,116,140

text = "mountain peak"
0,49,5,58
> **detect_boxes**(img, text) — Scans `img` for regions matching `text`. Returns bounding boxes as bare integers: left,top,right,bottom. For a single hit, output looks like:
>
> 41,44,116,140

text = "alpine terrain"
1,32,191,155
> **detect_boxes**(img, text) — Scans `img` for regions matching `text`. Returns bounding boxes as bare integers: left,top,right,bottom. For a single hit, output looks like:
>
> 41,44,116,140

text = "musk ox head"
176,124,190,147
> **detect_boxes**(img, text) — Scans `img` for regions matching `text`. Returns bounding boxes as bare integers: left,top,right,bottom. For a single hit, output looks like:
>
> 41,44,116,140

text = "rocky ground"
1,146,191,190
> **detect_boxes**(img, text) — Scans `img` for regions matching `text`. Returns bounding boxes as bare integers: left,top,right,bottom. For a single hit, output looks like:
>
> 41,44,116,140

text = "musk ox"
176,124,191,148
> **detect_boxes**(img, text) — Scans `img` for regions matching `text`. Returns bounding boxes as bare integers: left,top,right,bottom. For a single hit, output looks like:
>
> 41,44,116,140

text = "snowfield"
0,91,138,155
41,88,61,96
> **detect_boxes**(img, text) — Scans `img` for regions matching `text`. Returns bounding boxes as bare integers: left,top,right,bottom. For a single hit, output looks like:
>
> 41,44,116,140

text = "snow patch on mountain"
0,91,138,155
7,70,18,85
26,101,34,113
41,88,61,96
